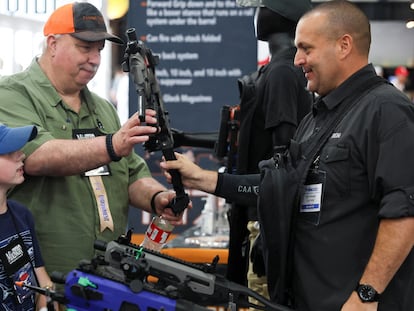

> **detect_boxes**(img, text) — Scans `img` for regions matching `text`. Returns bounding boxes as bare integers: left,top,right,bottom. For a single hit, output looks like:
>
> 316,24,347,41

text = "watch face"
358,284,378,302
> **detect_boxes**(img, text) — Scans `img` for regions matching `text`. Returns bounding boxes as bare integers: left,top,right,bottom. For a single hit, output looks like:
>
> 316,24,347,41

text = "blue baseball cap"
0,124,37,155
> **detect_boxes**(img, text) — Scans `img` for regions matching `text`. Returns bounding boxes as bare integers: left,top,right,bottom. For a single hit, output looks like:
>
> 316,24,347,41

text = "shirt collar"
319,64,377,112
312,96,326,117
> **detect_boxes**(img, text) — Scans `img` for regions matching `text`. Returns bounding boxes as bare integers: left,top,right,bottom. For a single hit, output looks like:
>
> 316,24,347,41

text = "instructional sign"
127,0,257,132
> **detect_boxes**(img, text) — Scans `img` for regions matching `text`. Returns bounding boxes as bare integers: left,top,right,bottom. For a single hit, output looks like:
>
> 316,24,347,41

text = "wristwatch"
355,283,381,302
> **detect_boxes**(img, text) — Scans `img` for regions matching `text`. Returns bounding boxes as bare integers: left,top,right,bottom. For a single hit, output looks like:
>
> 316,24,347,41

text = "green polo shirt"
0,58,151,274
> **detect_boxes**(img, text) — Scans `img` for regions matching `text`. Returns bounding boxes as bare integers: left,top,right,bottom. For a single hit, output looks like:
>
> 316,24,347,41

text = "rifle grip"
162,148,189,214
163,148,184,193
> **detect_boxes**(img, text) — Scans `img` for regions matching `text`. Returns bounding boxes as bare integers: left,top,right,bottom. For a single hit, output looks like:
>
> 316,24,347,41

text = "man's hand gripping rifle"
122,28,189,215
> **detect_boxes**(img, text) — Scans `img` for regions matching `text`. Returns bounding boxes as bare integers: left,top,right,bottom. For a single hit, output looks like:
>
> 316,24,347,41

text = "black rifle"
122,28,189,215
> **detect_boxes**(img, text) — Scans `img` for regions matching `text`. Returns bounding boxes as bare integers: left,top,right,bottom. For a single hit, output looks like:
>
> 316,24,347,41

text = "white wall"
256,20,414,69
370,21,414,67
0,0,112,101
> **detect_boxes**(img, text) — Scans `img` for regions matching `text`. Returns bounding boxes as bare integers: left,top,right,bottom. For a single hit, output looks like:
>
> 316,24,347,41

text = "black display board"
127,0,257,133
126,0,257,237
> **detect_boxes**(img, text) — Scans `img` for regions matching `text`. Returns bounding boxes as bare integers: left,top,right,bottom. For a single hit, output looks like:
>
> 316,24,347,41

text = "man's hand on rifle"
112,110,159,158
151,190,192,225
160,152,218,194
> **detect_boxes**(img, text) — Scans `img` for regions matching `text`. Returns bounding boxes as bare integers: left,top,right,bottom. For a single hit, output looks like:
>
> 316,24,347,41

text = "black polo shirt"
292,64,414,310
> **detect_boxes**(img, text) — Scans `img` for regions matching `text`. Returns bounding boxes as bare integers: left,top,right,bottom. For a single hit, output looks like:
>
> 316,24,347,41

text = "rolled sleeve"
379,186,414,218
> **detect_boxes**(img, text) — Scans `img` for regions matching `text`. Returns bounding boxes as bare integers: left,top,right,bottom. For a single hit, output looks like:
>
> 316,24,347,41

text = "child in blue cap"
0,124,53,310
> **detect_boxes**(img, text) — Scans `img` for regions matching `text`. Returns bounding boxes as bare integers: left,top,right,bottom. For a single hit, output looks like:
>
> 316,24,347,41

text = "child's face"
0,150,26,188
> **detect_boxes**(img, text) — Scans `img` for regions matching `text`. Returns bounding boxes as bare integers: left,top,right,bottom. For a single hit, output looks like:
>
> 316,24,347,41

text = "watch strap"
355,283,380,302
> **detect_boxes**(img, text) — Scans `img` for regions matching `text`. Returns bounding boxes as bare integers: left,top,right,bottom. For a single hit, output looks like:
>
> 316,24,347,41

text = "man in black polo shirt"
162,1,414,310
226,0,312,306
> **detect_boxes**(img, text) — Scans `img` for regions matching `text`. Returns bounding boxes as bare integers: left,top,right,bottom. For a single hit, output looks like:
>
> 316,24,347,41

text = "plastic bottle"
141,215,175,251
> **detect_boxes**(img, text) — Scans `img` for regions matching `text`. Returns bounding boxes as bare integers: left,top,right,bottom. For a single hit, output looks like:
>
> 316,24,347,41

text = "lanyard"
73,129,114,232
88,175,114,232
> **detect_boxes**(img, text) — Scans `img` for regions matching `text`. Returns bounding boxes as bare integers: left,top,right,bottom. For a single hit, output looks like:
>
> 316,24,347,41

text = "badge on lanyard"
72,129,111,176
300,156,326,225
72,128,114,232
